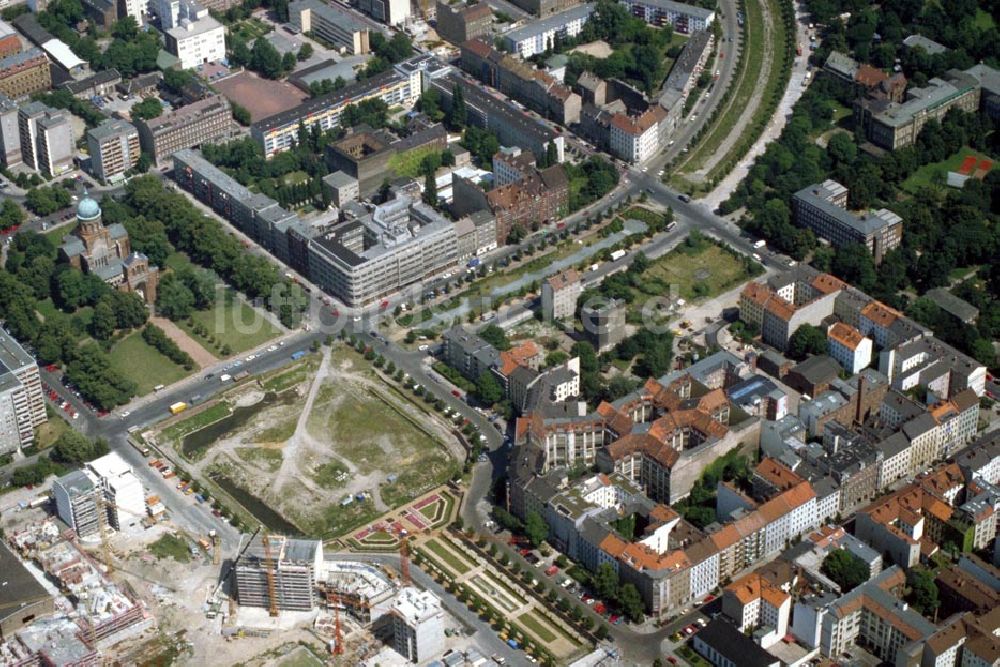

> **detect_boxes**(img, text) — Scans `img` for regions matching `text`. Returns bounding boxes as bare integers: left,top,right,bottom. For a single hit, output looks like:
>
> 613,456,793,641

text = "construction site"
149,345,465,539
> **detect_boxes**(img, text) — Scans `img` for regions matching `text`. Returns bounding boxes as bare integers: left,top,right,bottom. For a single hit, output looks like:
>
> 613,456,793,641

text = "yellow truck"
169,402,188,415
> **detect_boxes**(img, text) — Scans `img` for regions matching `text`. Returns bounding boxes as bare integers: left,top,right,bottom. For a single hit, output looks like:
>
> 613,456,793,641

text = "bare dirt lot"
156,345,464,539
213,71,310,122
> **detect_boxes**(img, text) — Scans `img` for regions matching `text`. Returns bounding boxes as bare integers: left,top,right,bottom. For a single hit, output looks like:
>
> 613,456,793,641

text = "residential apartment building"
721,571,791,649
826,322,872,374
235,535,322,612
18,101,72,177
430,70,565,163
52,470,102,538
502,3,595,57
308,194,457,306
391,587,444,663
618,0,715,33
693,619,781,667
879,335,987,398
609,106,667,164
442,325,501,381
0,329,46,454
356,0,410,26
451,164,568,244
86,118,140,184
252,64,421,158
0,93,20,167
454,210,497,260
917,610,1000,667
87,452,146,531
137,95,235,166
541,268,582,320
857,69,981,150
435,0,493,45
792,180,903,263
738,267,845,351
164,4,226,70
0,48,51,100
173,148,325,278
460,38,582,125
289,0,370,55
795,567,936,663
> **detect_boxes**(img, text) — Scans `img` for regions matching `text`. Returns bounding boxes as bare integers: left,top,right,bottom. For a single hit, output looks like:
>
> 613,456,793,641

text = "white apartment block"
618,0,716,33
87,452,147,530
608,108,664,164
164,3,225,70
53,469,102,537
391,587,444,663
0,329,46,454
121,0,146,24
541,268,582,321
827,322,873,374
502,3,595,58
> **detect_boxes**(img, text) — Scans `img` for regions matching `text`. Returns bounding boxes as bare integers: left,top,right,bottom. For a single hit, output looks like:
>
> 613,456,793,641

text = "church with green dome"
57,194,159,303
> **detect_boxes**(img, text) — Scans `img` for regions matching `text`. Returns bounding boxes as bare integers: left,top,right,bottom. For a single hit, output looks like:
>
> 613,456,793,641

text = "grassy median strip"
424,538,473,575
517,612,559,643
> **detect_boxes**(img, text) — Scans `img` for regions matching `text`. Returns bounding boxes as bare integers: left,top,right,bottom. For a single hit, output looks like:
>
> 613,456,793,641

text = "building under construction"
316,561,397,625
235,535,322,612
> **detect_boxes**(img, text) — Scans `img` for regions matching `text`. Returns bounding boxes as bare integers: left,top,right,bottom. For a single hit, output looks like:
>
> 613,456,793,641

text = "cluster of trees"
156,268,216,321
907,286,998,368
123,177,306,327
220,0,290,23
308,76,347,97
24,186,71,216
479,324,511,350
821,549,870,592
558,0,676,95
340,98,390,129
563,157,619,211
905,567,940,617
0,200,25,231
229,34,298,79
787,323,828,360
67,342,138,409
593,562,645,623
809,0,998,80
357,32,413,80
51,430,110,464
461,126,500,165
38,4,159,78
723,67,998,365
142,323,195,370
32,89,104,128
130,98,163,121
675,451,751,528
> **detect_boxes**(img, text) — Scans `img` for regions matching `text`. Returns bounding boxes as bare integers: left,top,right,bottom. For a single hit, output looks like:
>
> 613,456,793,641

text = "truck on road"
169,402,188,415
609,249,627,262
290,351,306,360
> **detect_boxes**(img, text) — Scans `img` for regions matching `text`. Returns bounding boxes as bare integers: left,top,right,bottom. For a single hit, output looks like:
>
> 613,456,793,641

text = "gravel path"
150,316,217,369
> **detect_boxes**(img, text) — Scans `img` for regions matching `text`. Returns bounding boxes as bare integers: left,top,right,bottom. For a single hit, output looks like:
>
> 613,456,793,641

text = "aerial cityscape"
0,0,996,664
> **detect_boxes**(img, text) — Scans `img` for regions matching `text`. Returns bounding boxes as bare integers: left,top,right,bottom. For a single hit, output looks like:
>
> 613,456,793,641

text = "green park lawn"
387,146,442,178
110,331,190,395
637,242,759,302
149,533,191,563
901,146,994,194
178,294,281,356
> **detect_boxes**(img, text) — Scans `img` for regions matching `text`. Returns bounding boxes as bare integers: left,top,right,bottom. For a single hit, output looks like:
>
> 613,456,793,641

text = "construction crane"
261,533,280,617
331,592,345,656
399,538,411,587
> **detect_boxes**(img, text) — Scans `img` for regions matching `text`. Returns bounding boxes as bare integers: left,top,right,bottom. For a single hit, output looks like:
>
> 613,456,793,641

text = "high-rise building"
163,2,226,70
0,93,20,167
52,470,102,538
235,534,322,612
289,0,370,55
0,328,46,455
87,452,147,530
86,118,140,184
356,0,409,26
390,587,445,663
581,298,625,352
17,101,73,177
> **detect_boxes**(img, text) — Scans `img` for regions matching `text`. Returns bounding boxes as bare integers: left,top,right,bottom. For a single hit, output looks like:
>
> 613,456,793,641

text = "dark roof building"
692,618,781,667
0,541,55,640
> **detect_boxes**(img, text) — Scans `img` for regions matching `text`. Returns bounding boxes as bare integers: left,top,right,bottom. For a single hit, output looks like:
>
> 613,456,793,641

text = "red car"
451,389,461,398
380,300,389,310
667,657,677,665
544,565,558,576
519,548,531,556
704,594,715,602
45,364,58,372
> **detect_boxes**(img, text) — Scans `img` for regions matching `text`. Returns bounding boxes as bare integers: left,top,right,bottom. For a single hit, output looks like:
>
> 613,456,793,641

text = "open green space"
517,612,559,643
178,292,281,356
310,499,381,538
387,145,443,178
901,146,993,194
35,298,93,329
261,357,320,392
229,17,271,41
275,647,326,667
975,8,995,29
109,331,190,395
281,171,310,186
424,538,473,575
149,533,191,563
160,401,232,443
311,460,349,488
163,251,197,274
642,242,758,301
35,410,70,449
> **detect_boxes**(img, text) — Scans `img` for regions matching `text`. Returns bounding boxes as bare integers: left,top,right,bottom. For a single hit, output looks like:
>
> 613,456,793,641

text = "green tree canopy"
821,549,869,593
